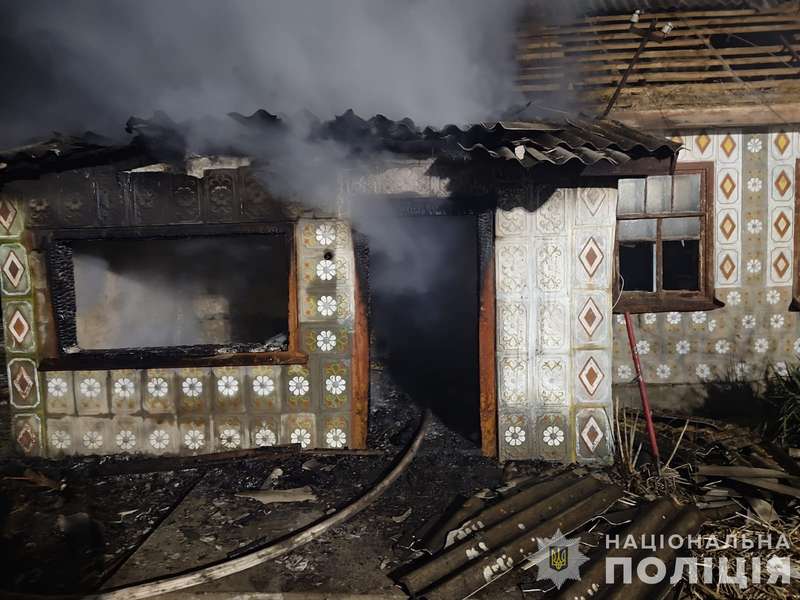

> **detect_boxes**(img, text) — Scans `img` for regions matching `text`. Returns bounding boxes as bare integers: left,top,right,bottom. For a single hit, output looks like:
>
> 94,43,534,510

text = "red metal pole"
623,312,661,473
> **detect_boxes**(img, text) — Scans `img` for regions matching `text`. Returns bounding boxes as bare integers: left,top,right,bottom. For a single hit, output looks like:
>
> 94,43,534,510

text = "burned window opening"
49,233,291,356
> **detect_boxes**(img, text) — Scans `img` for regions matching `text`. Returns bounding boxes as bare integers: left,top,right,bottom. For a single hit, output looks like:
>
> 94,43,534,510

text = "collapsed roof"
0,110,679,183
517,0,800,122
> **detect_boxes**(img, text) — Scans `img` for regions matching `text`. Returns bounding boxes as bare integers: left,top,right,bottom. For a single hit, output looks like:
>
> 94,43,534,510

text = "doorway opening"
368,214,480,444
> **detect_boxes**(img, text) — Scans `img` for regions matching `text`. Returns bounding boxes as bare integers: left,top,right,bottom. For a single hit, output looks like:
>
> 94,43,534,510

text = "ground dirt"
0,369,562,598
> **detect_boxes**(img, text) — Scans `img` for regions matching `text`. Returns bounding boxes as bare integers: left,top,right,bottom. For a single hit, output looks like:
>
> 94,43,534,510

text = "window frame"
613,161,717,314
38,222,305,370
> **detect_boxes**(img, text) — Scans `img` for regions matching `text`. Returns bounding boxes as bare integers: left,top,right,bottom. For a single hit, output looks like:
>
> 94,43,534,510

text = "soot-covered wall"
2,166,362,457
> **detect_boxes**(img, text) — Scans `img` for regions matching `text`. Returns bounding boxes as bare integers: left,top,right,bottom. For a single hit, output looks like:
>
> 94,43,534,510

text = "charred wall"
1,164,362,457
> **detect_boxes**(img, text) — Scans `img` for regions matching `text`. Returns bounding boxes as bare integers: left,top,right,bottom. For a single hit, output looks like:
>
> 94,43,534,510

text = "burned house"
3,0,800,466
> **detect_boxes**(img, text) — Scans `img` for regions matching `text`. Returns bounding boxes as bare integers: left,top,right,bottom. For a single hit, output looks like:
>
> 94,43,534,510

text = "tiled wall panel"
4,208,359,456
613,129,800,387
496,186,617,463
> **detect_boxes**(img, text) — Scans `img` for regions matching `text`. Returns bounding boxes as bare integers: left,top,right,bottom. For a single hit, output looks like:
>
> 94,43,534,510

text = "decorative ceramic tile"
179,418,211,453
574,293,609,348
536,298,569,353
301,292,352,322
214,416,246,451
497,302,527,355
281,413,316,448
717,250,739,286
537,413,569,462
111,416,144,453
142,417,179,454
535,355,568,406
771,165,793,202
302,326,351,355
13,413,42,455
0,243,30,295
534,239,565,293
717,133,740,164
574,231,610,288
246,365,282,412
574,187,612,224
286,365,312,411
75,370,109,415
109,369,141,414
143,369,176,414
535,189,567,234
300,251,349,287
212,367,245,413
321,413,350,449
75,417,113,455
46,416,75,455
249,415,280,448
300,220,351,250
574,350,611,404
499,413,530,461
770,207,793,242
498,356,528,407
44,370,74,414
496,242,529,298
495,207,528,238
176,367,210,414
717,208,739,244
321,359,350,411
0,196,23,238
576,408,612,463
8,358,40,409
769,248,792,284
3,300,36,353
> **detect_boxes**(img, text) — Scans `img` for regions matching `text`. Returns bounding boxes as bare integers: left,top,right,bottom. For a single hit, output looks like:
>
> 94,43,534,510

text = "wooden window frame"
613,162,717,314
38,222,306,370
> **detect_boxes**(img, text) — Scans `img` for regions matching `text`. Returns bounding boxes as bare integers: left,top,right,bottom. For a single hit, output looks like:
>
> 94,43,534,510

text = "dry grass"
612,400,800,599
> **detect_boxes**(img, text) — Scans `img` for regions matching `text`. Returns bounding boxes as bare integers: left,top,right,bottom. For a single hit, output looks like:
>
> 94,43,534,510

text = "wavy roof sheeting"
0,110,680,181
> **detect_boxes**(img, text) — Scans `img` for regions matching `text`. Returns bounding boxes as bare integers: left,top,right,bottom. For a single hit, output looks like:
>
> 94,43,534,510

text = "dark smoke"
0,0,526,147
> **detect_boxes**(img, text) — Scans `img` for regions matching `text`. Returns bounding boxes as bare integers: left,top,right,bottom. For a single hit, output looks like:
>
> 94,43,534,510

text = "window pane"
662,216,701,239
663,240,700,290
72,235,289,349
646,175,671,213
619,242,655,292
618,218,657,241
618,178,645,214
673,173,701,211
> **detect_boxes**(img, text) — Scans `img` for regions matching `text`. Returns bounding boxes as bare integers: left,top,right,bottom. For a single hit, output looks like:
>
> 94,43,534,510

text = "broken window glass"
619,242,655,292
615,164,710,306
663,240,700,290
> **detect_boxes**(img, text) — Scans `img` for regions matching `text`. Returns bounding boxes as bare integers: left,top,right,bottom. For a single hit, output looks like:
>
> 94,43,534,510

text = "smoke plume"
0,0,526,147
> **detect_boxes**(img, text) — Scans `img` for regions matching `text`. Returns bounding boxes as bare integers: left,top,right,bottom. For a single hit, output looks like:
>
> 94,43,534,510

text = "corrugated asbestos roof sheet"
0,110,679,181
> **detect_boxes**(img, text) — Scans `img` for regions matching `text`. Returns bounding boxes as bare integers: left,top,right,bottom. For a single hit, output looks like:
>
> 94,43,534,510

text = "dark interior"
368,215,481,444
70,234,289,350
619,241,655,292
663,240,700,290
